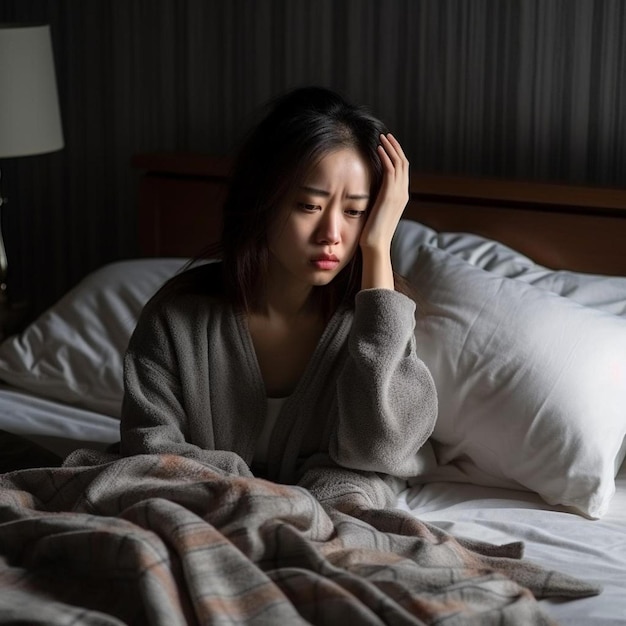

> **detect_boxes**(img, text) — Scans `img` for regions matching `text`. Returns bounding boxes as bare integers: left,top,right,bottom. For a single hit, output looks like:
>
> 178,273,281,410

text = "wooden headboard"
132,152,626,276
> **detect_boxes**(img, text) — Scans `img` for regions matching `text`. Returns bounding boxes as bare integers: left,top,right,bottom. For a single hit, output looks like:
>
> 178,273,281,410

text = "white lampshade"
0,24,64,158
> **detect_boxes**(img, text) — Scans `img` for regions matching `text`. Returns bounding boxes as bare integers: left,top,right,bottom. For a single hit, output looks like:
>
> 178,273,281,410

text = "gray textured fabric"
120,264,437,501
0,451,600,625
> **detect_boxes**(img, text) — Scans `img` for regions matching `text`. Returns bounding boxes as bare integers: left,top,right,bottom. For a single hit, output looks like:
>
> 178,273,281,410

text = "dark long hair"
205,86,412,318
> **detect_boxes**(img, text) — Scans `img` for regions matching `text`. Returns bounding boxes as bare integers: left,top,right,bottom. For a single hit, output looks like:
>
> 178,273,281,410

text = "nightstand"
0,300,29,342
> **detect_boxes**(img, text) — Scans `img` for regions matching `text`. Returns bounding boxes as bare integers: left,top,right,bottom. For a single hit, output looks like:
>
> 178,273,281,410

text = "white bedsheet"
0,384,120,458
399,464,626,624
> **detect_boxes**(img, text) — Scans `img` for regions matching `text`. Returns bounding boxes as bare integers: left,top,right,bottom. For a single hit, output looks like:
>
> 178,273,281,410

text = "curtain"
0,0,624,317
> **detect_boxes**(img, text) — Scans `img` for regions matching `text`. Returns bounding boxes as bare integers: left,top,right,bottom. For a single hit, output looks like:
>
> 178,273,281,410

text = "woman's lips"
311,255,339,270
312,259,340,270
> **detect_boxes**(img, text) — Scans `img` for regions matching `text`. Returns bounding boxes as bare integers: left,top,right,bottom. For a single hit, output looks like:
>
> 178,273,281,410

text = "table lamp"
0,23,64,308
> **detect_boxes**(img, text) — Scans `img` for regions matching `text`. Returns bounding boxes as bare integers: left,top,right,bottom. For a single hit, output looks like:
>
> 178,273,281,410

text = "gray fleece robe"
120,263,437,497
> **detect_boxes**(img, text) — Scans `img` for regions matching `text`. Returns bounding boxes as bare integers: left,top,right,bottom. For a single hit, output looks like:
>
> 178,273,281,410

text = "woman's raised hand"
360,133,409,254
359,133,409,290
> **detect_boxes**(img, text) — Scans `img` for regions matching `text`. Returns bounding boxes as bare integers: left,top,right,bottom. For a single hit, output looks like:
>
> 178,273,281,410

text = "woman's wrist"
360,247,395,291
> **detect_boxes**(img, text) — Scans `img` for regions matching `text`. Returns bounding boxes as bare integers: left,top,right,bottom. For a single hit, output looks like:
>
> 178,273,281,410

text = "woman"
120,87,437,500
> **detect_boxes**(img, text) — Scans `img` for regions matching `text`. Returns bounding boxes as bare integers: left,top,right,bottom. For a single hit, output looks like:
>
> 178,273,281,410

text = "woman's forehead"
299,148,371,186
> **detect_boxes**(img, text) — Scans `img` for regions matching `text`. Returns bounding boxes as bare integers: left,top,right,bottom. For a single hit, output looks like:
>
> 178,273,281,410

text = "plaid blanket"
0,451,599,625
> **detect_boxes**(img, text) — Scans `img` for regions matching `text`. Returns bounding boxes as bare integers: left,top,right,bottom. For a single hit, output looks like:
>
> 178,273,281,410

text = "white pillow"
410,246,626,519
393,219,626,316
0,259,186,417
393,220,538,278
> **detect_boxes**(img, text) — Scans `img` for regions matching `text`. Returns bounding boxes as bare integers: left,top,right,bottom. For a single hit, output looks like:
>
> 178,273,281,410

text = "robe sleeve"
329,288,438,478
120,298,253,478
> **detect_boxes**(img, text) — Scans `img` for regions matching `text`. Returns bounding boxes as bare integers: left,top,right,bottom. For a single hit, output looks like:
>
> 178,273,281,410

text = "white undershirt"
254,396,287,464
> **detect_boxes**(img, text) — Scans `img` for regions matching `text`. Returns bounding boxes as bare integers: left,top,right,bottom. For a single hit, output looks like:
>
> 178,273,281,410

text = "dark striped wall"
0,0,624,318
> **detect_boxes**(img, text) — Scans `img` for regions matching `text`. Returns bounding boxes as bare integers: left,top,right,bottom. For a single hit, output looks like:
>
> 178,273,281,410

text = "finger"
380,134,409,174
377,143,395,174
384,133,408,162
378,145,404,184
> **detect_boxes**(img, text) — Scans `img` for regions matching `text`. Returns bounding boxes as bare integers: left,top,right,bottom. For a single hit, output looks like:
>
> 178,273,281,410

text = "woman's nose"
316,209,340,244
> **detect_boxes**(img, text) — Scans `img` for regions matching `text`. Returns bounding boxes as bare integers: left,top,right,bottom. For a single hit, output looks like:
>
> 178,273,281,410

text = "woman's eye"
296,202,319,212
345,209,367,218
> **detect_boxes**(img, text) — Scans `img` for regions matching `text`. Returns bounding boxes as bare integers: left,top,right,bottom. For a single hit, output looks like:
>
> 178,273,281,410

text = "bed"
0,151,624,624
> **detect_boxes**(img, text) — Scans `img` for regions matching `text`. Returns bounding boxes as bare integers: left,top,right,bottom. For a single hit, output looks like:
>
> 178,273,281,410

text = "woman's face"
267,148,371,292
